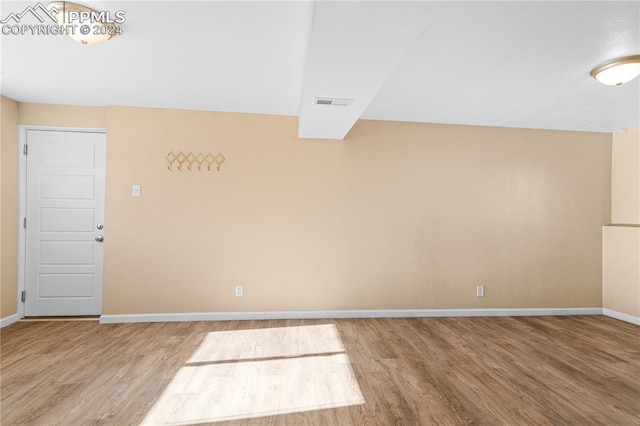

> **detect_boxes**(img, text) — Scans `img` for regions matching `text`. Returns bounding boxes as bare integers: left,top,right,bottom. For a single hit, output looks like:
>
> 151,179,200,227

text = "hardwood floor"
1,316,639,425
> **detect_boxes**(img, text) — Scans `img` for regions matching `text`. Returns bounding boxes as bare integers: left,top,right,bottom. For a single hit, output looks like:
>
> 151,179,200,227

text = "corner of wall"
611,128,640,225
603,127,640,325
1,96,20,320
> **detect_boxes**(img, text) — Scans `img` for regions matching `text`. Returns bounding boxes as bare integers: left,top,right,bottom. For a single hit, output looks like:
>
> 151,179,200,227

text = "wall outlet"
235,285,243,297
132,184,141,197
476,285,485,297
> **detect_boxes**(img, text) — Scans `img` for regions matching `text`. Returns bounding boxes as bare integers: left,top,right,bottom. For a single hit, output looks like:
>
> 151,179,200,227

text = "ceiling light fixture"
48,1,118,45
590,55,640,86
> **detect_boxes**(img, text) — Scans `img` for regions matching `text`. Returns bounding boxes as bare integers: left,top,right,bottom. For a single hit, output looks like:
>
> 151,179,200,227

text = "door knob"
95,235,104,242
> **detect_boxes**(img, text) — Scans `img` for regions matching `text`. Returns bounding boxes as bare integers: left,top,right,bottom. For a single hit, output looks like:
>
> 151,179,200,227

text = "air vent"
314,97,353,107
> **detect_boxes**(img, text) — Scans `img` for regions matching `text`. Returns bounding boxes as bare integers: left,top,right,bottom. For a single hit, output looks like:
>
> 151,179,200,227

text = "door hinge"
21,291,26,303
23,144,28,155
23,217,27,229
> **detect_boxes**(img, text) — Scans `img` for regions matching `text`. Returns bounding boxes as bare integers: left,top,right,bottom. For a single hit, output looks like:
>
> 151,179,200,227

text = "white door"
24,129,106,316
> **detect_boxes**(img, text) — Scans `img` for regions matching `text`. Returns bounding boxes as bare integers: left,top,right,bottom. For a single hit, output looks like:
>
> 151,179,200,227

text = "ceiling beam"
297,1,440,140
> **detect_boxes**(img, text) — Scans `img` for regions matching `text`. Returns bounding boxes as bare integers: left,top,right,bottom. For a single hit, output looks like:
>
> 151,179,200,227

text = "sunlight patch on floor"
141,324,365,425
188,324,347,363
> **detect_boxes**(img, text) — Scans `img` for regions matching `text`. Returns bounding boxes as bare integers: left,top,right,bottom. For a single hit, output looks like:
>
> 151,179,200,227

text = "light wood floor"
1,315,639,425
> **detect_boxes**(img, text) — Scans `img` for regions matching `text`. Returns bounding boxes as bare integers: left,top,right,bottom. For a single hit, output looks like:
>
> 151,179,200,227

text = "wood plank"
1,316,638,425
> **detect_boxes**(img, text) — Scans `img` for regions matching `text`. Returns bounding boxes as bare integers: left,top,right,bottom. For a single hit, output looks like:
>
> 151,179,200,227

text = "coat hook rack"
167,151,226,171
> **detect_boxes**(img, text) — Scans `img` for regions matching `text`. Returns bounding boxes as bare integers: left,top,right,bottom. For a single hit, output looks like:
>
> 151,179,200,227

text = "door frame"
17,126,107,319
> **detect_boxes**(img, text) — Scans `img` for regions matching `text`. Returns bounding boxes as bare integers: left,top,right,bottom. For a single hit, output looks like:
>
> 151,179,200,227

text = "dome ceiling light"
590,55,640,86
48,1,120,45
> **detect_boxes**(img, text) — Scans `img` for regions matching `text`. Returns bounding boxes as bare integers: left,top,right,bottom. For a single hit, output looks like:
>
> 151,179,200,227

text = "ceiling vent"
314,97,353,107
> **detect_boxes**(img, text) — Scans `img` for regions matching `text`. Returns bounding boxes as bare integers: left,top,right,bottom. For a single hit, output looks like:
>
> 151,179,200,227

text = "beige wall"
603,127,640,320
102,107,611,314
18,103,106,129
9,103,613,316
1,96,19,319
603,226,640,318
611,128,640,225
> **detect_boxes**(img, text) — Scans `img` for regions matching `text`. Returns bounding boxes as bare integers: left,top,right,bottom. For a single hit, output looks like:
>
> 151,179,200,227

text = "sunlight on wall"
141,324,365,425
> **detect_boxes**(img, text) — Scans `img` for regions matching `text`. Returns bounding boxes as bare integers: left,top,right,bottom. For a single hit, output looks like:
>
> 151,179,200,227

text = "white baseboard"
0,313,21,328
603,309,640,326
99,307,603,324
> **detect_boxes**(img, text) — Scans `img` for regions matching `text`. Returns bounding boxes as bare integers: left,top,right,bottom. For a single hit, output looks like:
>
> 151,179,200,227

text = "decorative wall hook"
167,151,226,171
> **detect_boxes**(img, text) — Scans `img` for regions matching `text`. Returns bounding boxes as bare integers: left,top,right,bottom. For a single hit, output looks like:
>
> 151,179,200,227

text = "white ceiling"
1,1,638,139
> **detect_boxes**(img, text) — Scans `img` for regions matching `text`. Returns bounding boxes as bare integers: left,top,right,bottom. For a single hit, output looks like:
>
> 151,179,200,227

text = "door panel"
25,129,106,316
40,208,95,232
38,274,94,297
40,143,95,167
39,241,95,265
40,175,96,199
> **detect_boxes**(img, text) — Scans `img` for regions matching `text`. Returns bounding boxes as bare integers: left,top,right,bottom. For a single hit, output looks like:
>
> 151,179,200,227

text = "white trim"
17,125,106,133
21,317,99,322
0,314,21,328
603,309,640,326
100,308,603,324
17,126,27,320
17,126,107,320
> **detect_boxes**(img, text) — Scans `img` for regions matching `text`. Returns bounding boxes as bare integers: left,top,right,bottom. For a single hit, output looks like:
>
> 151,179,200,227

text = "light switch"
132,184,141,197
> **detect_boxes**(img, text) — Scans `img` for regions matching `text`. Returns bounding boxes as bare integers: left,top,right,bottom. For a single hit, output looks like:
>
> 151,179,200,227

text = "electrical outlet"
477,285,485,297
235,285,243,297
